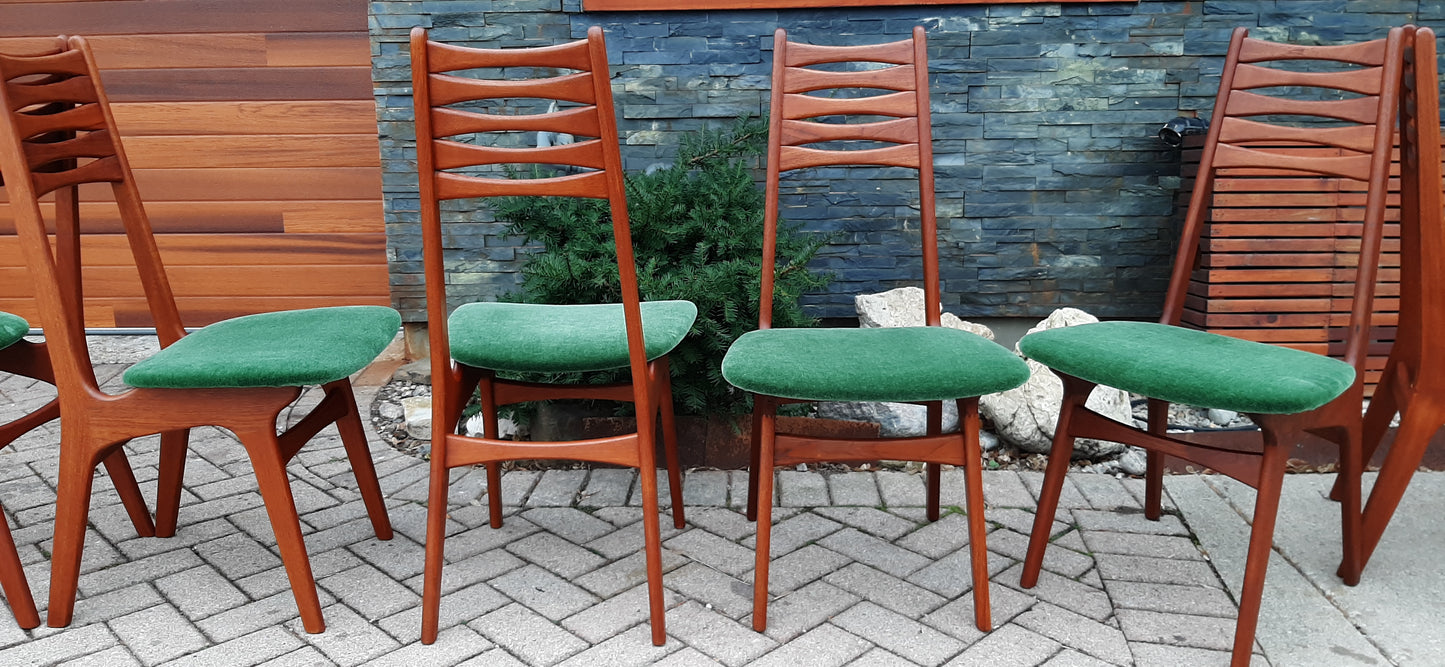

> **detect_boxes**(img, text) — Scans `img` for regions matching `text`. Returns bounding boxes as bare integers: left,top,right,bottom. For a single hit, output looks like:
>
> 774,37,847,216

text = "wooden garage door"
0,0,389,328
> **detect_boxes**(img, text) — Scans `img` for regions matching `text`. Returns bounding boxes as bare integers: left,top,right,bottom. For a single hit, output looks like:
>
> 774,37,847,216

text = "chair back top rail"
1162,26,1405,376
760,26,939,328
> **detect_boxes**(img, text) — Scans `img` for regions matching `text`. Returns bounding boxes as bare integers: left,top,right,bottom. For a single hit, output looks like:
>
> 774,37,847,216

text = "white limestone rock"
855,286,996,339
402,395,432,441
816,400,958,438
979,307,1133,459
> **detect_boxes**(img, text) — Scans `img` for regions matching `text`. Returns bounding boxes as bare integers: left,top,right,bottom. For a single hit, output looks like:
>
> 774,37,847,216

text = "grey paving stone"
817,528,930,577
814,506,917,541
109,604,209,666
1119,478,1178,514
490,564,600,621
875,471,926,507
470,603,588,666
681,470,729,506
943,623,1060,667
627,469,674,508
826,471,880,507
76,549,204,598
573,548,687,599
921,582,1038,645
196,588,337,643
824,562,946,617
1067,474,1143,511
749,623,871,667
1019,471,1091,511
1039,649,1116,667
653,646,726,667
906,542,1011,599
1116,608,1238,652
420,548,526,596
665,528,755,577
986,529,1093,579
286,604,401,666
456,647,529,667
258,646,331,667
1071,508,1188,536
1078,530,1205,561
725,471,752,511
847,647,916,667
1105,580,1237,617
160,627,305,667
504,532,606,579
897,511,975,558
680,506,756,541
319,563,419,621
833,601,965,667
196,532,285,580
666,600,778,667
579,468,634,508
743,511,842,554
0,623,117,666
527,469,588,507
68,582,165,627
117,519,235,561
1094,553,1223,588
987,508,1068,539
442,517,540,562
498,470,541,507
380,580,508,641
1013,601,1131,665
996,563,1113,622
586,514,683,560
981,470,1035,508
751,579,858,643
1130,643,1268,667
362,625,490,667
766,544,852,593
665,563,754,619
58,645,143,667
778,470,829,507
560,581,676,644
555,624,675,667
346,533,424,580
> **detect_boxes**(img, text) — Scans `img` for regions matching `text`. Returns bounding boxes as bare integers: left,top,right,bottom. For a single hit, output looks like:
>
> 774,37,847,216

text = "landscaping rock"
393,358,432,385
856,286,996,339
816,400,959,438
402,395,432,440
980,308,1132,459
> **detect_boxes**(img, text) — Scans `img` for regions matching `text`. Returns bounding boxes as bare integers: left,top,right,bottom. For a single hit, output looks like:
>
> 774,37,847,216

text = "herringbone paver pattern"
0,367,1265,666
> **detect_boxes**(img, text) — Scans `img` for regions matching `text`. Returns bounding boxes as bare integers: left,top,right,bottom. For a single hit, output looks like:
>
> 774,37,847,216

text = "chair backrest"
1164,27,1405,379
1395,25,1443,368
760,27,936,329
408,27,651,400
0,36,187,393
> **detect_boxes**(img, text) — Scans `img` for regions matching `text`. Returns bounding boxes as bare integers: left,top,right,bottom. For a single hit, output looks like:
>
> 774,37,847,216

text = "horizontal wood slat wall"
0,0,389,328
1177,137,1428,395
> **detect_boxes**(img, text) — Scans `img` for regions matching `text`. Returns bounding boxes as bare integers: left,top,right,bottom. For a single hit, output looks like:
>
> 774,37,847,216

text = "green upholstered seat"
124,306,401,389
0,311,28,350
448,300,697,373
1018,321,1356,415
721,326,1030,403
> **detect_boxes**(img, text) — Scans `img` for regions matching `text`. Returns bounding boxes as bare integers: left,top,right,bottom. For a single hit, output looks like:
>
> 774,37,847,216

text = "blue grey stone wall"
370,0,1443,321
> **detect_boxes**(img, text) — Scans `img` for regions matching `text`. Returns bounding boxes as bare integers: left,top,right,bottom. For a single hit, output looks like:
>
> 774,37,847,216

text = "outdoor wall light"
1158,116,1210,146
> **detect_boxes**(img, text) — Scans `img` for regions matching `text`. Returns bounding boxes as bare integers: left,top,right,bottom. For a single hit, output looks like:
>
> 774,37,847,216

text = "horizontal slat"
109,101,380,135
781,117,918,145
99,66,372,102
781,65,914,94
425,37,591,73
427,71,594,107
1231,62,1384,96
0,233,386,265
432,138,605,171
1213,143,1373,181
778,144,919,171
119,134,380,169
0,0,366,37
431,105,600,139
434,170,607,200
1218,117,1378,154
782,90,916,121
3,167,383,202
1236,36,1388,67
1224,90,1381,125
784,38,913,68
0,200,382,234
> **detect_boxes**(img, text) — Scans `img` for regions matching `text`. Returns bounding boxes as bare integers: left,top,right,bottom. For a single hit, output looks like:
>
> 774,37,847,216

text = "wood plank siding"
0,0,389,328
1178,138,1421,394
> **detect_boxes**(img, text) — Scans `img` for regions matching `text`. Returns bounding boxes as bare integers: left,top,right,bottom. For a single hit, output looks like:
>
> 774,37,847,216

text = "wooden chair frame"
1332,25,1445,578
411,26,686,646
0,36,393,632
744,26,994,633
1019,27,1404,667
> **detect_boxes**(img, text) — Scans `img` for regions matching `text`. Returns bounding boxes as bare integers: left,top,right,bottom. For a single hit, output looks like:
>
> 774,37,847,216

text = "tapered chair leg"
655,360,685,528
420,431,451,644
1144,399,1169,521
99,446,156,538
155,430,190,537
746,409,763,522
329,381,392,540
46,437,99,628
926,401,943,522
751,403,777,632
0,507,38,629
959,398,992,631
1330,362,1402,502
1231,434,1290,667
1021,384,1087,588
240,427,325,634
1335,423,1363,586
1354,403,1444,571
634,412,668,645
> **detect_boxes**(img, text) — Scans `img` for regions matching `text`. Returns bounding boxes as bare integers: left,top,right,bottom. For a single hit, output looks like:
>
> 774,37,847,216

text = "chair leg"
485,463,503,529
1354,402,1443,573
46,434,98,628
0,506,38,629
1330,362,1401,502
959,398,992,632
751,401,777,632
635,415,667,645
478,376,505,530
1231,431,1290,667
926,401,942,522
655,360,685,528
329,382,392,540
746,406,762,522
421,438,451,644
101,445,156,539
1021,382,1087,589
239,427,325,633
1335,423,1364,586
155,430,189,537
1144,399,1169,521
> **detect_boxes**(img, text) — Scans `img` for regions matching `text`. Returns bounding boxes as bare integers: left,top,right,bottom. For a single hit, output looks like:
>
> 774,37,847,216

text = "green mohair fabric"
1018,321,1356,415
123,306,401,389
448,300,698,373
0,311,28,350
721,326,1030,403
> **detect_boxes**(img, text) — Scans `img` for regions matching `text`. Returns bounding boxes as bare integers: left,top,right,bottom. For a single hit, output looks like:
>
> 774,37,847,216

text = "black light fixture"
1158,116,1209,146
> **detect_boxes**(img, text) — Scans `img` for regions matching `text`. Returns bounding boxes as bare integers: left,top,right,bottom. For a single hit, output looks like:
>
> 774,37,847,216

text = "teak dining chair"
0,36,400,632
1016,27,1404,666
410,26,696,646
0,311,49,630
1334,25,1445,578
721,27,1030,633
